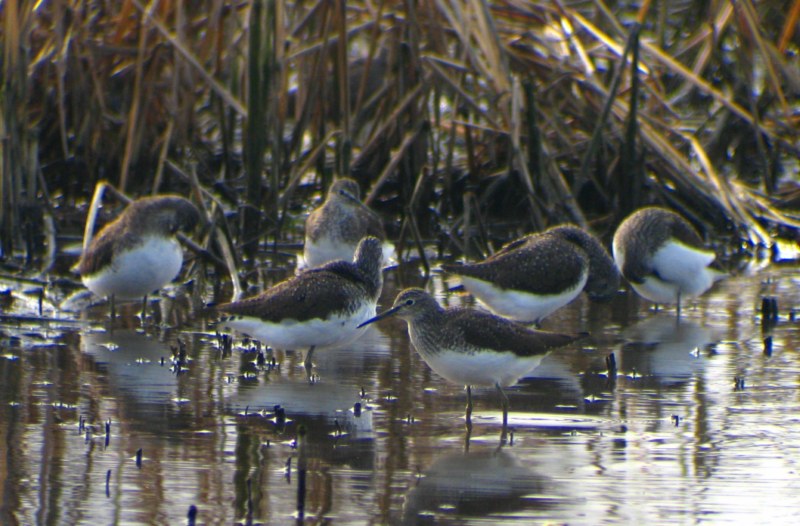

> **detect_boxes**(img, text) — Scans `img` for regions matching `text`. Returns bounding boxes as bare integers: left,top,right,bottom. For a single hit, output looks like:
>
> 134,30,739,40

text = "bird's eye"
405,299,414,306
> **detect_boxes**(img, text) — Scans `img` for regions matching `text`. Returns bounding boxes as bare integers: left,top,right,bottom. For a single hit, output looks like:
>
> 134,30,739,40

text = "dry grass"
2,0,799,268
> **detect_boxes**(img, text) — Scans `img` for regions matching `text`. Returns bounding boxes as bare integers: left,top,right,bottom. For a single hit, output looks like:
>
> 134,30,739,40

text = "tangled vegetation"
2,0,799,271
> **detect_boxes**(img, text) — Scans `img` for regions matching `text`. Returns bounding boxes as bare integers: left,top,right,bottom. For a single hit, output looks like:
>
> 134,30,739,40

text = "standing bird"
302,178,390,269
441,225,620,324
358,288,581,432
218,237,384,375
612,206,725,314
78,195,200,315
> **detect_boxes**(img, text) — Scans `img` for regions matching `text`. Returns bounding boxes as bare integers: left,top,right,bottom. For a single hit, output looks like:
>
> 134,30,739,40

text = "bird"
78,195,200,316
612,206,725,314
218,236,384,375
358,288,582,432
441,225,620,324
302,178,391,269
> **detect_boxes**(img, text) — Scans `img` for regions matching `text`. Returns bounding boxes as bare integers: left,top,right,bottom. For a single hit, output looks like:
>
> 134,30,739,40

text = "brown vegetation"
2,0,799,269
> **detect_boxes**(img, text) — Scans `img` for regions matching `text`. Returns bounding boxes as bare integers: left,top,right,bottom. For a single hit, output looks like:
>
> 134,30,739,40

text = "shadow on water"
1,265,800,524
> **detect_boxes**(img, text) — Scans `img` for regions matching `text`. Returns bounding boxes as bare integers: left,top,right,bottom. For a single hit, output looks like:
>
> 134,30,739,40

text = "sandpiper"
612,206,725,313
218,236,384,374
358,288,581,431
302,178,390,269
441,225,620,324
78,195,200,306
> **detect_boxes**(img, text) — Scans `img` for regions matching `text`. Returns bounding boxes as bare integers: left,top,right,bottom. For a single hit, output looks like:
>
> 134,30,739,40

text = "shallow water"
1,264,799,525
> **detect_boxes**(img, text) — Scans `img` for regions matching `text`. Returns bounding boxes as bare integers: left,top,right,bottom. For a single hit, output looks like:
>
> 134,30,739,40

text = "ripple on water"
3,266,800,524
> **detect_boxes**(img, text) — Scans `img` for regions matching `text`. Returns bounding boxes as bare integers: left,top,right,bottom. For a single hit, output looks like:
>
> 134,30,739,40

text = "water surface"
1,264,798,524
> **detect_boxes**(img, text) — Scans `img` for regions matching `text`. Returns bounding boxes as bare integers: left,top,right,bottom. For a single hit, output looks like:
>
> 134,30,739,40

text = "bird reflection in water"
618,314,716,383
401,447,552,525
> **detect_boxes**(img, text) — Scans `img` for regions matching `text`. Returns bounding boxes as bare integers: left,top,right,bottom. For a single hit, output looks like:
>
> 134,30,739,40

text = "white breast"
303,237,358,269
83,236,184,300
300,239,395,270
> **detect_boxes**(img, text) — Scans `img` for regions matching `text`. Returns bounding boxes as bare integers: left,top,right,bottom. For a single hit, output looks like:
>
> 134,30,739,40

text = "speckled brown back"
218,237,384,323
456,308,582,356
441,231,588,295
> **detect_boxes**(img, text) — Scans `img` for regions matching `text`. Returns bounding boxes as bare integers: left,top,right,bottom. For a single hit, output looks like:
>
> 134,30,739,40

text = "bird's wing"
442,236,587,295
456,309,581,357
217,268,363,322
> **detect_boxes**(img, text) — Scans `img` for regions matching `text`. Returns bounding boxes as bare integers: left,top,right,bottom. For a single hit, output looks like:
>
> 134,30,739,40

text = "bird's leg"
304,346,316,379
141,294,148,324
676,291,682,318
496,383,509,442
465,385,473,430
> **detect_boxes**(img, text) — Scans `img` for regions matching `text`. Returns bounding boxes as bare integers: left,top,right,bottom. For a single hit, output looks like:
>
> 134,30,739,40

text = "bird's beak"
341,190,361,204
358,305,401,328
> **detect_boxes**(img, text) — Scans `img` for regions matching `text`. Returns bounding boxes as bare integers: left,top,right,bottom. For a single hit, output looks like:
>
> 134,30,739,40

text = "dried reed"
2,0,798,268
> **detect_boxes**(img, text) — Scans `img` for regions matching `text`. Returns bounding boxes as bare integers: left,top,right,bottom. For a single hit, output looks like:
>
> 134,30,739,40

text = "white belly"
301,238,395,270
636,241,718,303
83,237,183,300
459,273,587,323
303,238,358,269
221,301,376,350
419,348,547,388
